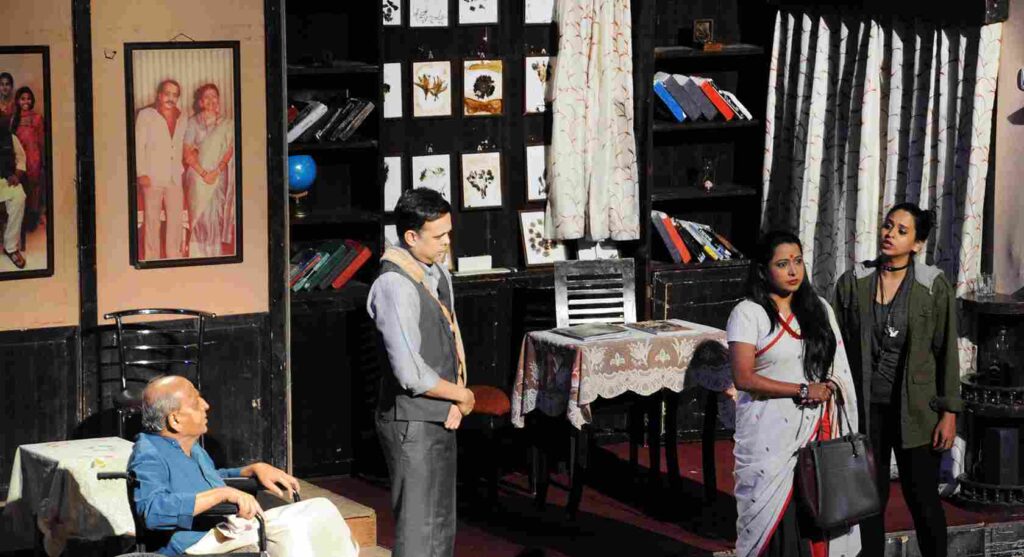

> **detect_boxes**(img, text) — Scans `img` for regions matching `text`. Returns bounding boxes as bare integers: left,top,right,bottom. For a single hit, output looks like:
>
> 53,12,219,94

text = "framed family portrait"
383,155,403,212
411,153,452,203
383,62,403,119
463,59,503,117
525,143,549,202
518,209,567,267
410,0,449,27
125,41,242,269
524,55,554,114
459,0,499,25
0,46,53,280
412,60,452,118
460,151,502,210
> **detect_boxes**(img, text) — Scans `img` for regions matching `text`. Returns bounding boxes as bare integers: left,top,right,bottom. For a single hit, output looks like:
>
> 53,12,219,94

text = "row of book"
653,73,753,123
289,239,373,292
651,210,744,264
286,97,376,144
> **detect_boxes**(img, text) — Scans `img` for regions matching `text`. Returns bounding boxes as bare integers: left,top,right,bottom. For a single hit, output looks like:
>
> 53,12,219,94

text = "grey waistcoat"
376,259,459,423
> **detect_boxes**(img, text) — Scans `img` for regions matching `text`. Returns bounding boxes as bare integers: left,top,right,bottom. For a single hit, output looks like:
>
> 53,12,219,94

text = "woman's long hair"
745,230,836,383
11,86,34,132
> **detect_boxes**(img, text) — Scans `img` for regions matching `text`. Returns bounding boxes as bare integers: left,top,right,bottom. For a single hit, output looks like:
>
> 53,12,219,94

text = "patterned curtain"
546,0,640,241
761,10,1003,374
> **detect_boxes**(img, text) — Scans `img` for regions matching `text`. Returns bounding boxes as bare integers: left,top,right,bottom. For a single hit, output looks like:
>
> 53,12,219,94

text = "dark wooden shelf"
649,258,749,273
288,139,378,153
653,119,762,133
962,292,1024,316
654,43,764,60
290,280,371,311
290,208,381,226
651,183,758,202
287,62,379,76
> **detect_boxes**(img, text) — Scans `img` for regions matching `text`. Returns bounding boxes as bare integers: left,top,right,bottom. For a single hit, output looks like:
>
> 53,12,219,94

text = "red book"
331,240,372,290
661,215,692,263
699,81,735,121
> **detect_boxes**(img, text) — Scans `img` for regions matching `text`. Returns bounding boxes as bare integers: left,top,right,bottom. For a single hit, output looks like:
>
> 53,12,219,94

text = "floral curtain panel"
761,10,1003,373
546,0,640,241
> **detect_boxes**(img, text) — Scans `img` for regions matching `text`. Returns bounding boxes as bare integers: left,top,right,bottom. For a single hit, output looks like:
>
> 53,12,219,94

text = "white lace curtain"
761,10,1003,373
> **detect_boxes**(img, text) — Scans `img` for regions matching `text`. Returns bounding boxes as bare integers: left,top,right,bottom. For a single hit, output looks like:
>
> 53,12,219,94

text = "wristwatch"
799,383,809,399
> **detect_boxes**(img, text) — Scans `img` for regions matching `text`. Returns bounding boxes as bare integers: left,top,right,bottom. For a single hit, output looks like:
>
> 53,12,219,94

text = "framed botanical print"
463,59,503,117
382,0,402,26
410,0,449,27
459,0,499,25
460,151,502,210
0,46,53,280
383,155,403,212
411,153,452,203
383,62,403,119
524,0,556,24
518,209,567,266
412,60,452,118
524,55,554,114
525,144,549,202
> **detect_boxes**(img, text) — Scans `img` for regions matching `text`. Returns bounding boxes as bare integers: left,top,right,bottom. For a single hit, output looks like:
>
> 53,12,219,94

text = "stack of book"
652,72,753,123
650,210,744,264
286,97,376,144
289,239,373,292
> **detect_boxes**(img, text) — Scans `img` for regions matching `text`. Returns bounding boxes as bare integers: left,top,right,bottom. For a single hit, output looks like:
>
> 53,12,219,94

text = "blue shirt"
127,433,242,555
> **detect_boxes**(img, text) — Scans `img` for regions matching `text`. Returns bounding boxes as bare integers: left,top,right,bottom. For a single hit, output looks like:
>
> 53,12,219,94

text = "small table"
511,319,732,516
2,437,135,556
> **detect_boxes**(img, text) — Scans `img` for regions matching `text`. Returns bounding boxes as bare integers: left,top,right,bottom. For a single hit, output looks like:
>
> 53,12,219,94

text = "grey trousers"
375,416,457,557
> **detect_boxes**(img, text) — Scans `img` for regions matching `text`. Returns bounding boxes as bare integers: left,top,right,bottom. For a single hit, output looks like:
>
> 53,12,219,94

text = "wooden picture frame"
410,0,449,27
412,60,453,118
410,152,452,204
458,0,499,25
460,151,502,210
125,41,243,269
0,46,54,280
693,18,715,45
518,209,567,267
463,59,503,117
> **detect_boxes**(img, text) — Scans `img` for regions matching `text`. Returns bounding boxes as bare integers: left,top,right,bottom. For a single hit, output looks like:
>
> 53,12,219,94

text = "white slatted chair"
553,258,636,328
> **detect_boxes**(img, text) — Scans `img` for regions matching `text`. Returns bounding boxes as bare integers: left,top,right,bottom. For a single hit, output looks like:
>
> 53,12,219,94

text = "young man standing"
367,188,474,557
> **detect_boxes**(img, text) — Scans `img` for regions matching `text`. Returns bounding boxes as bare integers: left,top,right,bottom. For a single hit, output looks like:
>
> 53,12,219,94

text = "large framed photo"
463,59,503,117
125,41,242,269
412,60,452,118
460,151,502,210
518,209,567,267
0,46,53,280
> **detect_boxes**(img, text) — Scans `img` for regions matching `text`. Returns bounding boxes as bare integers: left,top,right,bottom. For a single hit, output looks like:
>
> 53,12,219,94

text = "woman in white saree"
727,231,861,557
183,83,235,258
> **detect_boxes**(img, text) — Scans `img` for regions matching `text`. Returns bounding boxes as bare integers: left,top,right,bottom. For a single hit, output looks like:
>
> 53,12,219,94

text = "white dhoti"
185,497,359,557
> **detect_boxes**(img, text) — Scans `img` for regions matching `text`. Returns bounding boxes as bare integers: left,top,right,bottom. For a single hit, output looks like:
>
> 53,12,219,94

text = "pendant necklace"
875,271,906,339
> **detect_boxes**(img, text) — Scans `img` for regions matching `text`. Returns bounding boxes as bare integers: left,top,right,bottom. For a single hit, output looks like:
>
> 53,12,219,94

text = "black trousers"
861,404,947,557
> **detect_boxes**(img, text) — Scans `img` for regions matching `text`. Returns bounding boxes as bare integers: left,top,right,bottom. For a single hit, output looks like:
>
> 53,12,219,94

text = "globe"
287,155,317,193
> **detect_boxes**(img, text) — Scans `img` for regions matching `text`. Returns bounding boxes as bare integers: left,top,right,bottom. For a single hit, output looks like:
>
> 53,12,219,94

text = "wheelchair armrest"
223,475,301,504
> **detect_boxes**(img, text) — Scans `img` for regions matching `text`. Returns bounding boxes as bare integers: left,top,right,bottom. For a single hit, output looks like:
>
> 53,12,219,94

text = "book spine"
699,81,735,121
678,220,720,260
286,102,328,143
331,243,373,290
291,253,324,291
662,215,692,263
683,220,727,260
313,107,344,142
650,211,683,263
672,220,707,263
720,90,753,120
653,80,686,122
338,101,375,141
330,99,365,142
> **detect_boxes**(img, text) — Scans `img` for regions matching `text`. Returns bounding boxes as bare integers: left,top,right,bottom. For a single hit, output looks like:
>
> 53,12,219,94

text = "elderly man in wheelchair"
124,375,358,556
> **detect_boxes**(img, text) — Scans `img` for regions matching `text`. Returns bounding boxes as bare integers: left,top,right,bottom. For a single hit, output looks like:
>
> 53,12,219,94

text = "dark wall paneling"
650,260,748,329
0,326,78,496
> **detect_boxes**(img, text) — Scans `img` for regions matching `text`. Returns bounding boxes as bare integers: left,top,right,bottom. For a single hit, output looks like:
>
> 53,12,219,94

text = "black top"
870,266,913,404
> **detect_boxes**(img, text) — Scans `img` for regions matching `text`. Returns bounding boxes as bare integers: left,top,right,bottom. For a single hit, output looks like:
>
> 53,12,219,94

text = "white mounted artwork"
577,240,621,260
525,144,548,202
412,60,452,117
524,56,555,114
518,209,568,266
461,152,503,209
463,59,503,117
384,224,400,247
459,0,499,24
383,63,403,119
411,153,452,202
382,0,402,26
383,156,403,212
524,0,556,24
410,0,449,27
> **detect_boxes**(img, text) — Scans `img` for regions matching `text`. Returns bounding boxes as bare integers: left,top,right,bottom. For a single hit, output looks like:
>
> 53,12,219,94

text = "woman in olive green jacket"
832,203,961,557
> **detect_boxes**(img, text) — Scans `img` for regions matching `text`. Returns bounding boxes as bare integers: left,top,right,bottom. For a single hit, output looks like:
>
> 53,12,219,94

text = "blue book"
653,72,686,122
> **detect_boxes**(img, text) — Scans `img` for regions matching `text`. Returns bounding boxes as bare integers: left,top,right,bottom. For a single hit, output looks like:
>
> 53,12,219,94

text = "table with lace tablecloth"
2,437,135,556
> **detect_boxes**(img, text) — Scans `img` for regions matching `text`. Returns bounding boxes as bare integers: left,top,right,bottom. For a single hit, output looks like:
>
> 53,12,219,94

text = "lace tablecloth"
511,320,731,429
2,437,135,556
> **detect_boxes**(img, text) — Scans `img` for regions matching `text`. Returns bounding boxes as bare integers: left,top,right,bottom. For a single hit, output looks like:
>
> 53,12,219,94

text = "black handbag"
795,395,882,531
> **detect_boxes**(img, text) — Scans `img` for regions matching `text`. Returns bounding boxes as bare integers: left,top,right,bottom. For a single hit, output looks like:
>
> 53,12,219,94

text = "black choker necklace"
882,262,910,272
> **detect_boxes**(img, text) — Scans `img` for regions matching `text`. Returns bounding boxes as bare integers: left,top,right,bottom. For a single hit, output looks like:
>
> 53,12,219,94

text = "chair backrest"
553,258,636,328
104,308,216,393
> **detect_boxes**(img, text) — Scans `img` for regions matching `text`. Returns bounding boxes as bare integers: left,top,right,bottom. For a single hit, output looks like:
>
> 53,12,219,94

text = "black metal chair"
105,309,216,439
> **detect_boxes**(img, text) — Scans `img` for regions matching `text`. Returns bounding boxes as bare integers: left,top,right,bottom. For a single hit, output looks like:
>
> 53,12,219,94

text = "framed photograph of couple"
124,41,243,269
0,46,53,280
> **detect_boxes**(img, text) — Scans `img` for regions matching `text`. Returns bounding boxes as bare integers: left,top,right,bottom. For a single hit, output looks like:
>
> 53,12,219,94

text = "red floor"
315,439,1023,557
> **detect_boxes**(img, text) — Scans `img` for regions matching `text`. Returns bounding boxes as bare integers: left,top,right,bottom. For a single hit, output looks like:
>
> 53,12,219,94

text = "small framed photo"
382,0,402,26
410,0,449,27
524,55,554,114
383,156,403,212
460,151,502,210
525,144,549,202
459,0,499,25
524,0,556,24
412,61,452,118
693,18,714,45
383,62,403,119
384,224,399,247
463,59,503,117
411,153,452,203
518,209,568,267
